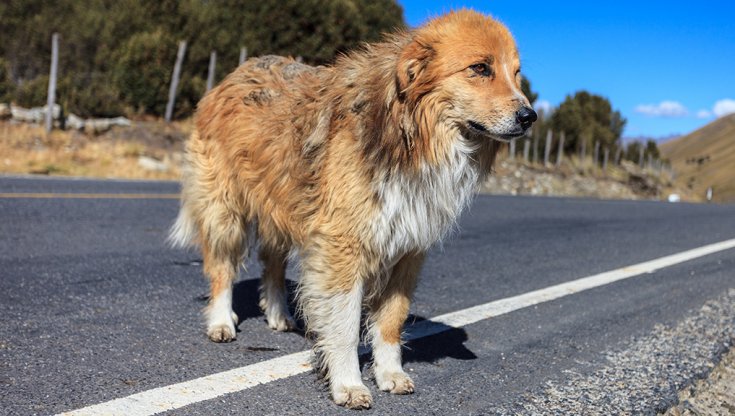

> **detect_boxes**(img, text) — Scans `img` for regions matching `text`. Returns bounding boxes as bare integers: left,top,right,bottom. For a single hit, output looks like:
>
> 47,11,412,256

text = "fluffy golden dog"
171,9,535,409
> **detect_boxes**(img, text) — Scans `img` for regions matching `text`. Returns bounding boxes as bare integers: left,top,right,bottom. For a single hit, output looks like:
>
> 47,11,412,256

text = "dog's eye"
470,63,492,77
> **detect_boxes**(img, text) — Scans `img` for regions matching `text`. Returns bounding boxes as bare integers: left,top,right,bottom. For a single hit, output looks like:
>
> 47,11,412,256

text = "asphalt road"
1,175,734,415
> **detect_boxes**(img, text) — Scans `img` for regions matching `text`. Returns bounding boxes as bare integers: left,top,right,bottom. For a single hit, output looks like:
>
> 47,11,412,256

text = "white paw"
259,297,296,332
332,384,373,409
207,312,237,343
207,322,236,342
376,371,415,395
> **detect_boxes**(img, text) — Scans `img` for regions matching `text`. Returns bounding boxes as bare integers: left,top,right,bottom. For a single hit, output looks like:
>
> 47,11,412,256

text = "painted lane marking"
58,237,735,416
0,193,180,199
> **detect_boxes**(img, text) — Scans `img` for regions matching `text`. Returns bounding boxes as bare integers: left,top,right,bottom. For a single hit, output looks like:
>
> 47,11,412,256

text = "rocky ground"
482,156,699,202
663,348,735,416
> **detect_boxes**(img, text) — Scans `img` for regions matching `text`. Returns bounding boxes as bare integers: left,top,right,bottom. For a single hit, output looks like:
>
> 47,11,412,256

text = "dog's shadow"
221,278,476,364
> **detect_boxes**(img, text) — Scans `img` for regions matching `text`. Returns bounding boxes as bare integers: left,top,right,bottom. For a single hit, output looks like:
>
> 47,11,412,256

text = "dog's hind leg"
299,238,375,409
367,252,424,395
258,245,296,331
200,207,247,343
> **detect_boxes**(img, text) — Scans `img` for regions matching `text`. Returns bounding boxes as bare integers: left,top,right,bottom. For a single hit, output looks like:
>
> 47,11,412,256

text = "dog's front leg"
300,241,374,409
368,252,424,394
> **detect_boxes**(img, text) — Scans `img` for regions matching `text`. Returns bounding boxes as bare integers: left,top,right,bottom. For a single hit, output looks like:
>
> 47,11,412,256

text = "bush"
0,58,11,103
13,75,49,108
113,30,178,116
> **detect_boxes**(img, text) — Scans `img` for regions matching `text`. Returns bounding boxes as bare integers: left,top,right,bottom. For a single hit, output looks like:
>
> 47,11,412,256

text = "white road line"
58,238,735,416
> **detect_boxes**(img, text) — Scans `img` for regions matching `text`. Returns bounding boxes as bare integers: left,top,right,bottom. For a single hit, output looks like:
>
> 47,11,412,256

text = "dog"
170,9,536,409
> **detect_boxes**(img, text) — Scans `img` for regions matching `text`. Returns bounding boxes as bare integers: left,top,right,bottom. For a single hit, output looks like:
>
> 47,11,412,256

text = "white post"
580,139,586,161
593,141,600,167
603,147,609,171
523,139,530,162
615,147,623,165
509,138,515,160
556,131,565,167
638,146,645,168
45,33,59,133
165,40,187,123
239,47,248,65
544,130,552,167
206,50,217,92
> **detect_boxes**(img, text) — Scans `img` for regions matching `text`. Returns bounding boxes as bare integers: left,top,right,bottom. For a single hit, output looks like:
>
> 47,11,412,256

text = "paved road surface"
1,175,734,415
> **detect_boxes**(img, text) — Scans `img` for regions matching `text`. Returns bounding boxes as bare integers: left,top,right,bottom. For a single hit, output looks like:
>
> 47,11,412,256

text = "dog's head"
397,10,536,142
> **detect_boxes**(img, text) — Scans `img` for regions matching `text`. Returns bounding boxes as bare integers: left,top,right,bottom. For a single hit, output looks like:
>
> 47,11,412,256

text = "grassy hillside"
660,113,735,202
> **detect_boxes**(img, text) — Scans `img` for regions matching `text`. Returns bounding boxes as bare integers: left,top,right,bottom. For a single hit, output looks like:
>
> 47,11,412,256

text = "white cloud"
534,99,552,115
634,101,688,117
696,109,713,119
713,98,735,117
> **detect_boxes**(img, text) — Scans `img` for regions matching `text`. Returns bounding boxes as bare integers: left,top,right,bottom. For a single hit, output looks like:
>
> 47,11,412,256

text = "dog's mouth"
467,120,489,134
466,120,527,142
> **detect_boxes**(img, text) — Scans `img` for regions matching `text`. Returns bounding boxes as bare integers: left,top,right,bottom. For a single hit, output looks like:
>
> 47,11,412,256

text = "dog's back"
171,56,331,251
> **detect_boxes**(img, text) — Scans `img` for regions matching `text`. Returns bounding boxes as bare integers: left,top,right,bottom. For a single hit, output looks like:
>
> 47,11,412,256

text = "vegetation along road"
1,175,734,415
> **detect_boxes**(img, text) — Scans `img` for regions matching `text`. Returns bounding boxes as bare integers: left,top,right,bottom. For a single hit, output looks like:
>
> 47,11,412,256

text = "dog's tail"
168,204,198,248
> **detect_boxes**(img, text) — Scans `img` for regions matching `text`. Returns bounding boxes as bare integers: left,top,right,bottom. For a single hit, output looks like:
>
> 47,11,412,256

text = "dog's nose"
516,107,538,127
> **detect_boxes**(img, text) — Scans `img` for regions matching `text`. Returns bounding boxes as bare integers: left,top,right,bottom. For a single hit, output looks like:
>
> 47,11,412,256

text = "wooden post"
509,138,515,160
615,147,623,165
523,139,530,162
648,153,653,170
593,141,600,167
580,139,586,161
532,133,539,164
296,56,303,63
544,130,552,167
206,50,217,92
603,147,609,171
45,33,59,133
165,41,187,123
556,132,565,167
638,146,645,168
239,47,248,65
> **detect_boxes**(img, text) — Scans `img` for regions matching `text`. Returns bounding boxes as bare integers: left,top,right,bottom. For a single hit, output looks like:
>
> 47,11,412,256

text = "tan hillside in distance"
660,113,735,203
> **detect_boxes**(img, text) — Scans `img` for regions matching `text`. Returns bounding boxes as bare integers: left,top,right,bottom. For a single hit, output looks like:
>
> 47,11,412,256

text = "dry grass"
0,120,190,180
660,113,735,203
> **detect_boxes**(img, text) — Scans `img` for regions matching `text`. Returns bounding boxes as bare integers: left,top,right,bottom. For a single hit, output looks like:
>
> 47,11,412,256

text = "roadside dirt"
663,347,735,416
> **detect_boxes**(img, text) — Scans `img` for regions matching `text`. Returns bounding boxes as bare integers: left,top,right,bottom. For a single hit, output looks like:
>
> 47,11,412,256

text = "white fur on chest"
371,140,480,261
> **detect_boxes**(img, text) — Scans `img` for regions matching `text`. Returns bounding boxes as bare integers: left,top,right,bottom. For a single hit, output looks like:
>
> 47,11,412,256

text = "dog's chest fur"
371,139,480,261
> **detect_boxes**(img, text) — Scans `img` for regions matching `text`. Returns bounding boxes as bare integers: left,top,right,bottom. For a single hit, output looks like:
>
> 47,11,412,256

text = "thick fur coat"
171,10,535,409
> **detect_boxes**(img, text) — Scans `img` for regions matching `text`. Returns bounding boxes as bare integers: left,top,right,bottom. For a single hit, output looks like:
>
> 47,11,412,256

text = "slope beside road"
1,176,734,415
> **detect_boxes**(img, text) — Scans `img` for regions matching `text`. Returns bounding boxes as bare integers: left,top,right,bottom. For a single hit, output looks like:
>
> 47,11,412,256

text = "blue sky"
396,0,735,139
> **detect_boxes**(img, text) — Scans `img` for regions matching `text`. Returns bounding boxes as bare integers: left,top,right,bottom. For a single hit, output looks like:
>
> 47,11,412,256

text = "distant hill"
660,113,735,202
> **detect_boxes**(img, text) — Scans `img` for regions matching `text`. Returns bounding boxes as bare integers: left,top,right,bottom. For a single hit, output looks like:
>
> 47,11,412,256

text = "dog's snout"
516,107,538,128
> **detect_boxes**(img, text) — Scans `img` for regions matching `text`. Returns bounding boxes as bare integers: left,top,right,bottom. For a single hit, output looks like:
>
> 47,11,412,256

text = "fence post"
165,41,187,123
556,131,565,167
593,141,600,167
206,50,217,92
638,146,645,168
532,133,539,164
603,147,609,171
523,139,530,162
580,139,586,161
647,153,653,171
615,147,623,165
239,47,248,65
45,33,59,133
544,130,552,167
509,138,516,160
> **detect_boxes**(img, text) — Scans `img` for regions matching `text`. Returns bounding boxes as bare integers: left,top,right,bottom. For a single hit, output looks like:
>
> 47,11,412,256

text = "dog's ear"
397,38,434,98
